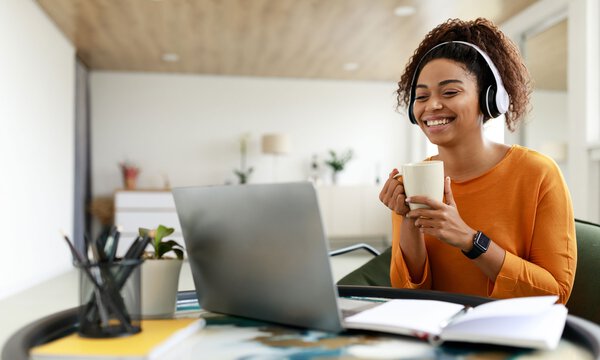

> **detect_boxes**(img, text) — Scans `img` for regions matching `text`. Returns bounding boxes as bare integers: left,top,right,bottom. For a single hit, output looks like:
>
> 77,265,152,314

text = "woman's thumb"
444,176,455,206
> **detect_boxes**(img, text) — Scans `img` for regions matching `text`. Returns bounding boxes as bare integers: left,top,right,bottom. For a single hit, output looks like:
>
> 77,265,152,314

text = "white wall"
526,91,568,147
90,72,407,196
502,0,599,222
525,90,569,176
0,0,75,299
568,0,600,222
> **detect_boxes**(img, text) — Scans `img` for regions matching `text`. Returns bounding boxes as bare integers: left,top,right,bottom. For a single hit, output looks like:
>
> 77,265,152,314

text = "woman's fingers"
379,169,410,215
379,169,399,202
405,195,443,211
380,179,396,204
444,176,456,206
388,186,404,211
394,195,408,214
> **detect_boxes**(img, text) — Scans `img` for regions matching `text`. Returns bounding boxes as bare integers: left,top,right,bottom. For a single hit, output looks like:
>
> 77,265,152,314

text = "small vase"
140,258,183,318
332,171,339,185
124,177,137,190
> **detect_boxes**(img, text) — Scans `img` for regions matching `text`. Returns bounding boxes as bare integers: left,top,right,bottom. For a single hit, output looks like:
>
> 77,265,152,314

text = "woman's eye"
443,90,459,97
415,94,429,101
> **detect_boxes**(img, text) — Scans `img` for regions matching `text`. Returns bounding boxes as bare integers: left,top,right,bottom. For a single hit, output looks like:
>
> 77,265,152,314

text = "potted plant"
324,149,354,185
119,161,140,190
138,225,185,318
233,133,254,184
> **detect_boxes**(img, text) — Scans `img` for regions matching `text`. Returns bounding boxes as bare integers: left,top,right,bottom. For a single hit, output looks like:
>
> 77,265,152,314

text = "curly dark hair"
397,18,531,132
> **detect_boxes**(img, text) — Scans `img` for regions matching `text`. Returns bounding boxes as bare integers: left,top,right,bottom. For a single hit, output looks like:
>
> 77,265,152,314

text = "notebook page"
344,299,464,335
442,304,567,350
452,295,559,324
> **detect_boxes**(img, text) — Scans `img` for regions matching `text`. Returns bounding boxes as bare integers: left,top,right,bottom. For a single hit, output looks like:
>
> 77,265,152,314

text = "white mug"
401,160,444,210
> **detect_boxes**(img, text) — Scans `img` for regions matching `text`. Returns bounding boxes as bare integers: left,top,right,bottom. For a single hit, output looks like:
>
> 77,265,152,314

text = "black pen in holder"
77,259,143,338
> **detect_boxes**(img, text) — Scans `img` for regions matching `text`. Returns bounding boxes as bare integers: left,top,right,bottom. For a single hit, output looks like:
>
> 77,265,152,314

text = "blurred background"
1,0,598,301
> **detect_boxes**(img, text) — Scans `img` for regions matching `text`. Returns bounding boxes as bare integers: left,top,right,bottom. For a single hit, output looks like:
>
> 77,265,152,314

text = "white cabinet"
113,185,392,256
315,185,391,248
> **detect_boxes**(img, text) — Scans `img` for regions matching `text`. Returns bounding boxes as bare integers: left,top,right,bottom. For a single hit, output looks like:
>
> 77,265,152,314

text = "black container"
77,259,143,338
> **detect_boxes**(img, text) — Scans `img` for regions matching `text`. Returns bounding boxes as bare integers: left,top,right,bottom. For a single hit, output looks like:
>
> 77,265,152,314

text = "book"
30,318,204,359
344,295,567,350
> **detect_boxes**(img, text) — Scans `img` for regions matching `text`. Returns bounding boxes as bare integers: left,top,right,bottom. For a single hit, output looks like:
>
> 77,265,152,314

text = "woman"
379,18,576,304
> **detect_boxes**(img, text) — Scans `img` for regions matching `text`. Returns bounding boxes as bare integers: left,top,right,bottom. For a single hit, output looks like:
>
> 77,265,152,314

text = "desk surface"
4,287,600,360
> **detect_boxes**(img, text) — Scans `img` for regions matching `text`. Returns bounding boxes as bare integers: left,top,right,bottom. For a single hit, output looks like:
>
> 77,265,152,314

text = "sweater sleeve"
490,167,576,304
389,212,432,289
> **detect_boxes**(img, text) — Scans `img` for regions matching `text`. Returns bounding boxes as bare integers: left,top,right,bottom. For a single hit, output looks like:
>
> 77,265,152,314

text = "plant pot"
332,171,340,185
124,176,137,190
140,258,183,318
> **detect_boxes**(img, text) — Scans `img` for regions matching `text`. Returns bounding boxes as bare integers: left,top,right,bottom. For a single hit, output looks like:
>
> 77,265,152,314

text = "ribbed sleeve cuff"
392,253,432,289
489,251,520,297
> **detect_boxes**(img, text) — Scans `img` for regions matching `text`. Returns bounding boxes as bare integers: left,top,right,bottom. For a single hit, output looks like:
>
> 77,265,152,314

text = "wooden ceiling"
36,0,561,88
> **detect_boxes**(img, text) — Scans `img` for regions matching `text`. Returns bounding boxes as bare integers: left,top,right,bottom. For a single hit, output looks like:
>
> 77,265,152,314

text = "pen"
102,226,116,261
61,231,135,333
61,231,112,326
425,305,473,347
438,305,472,329
105,226,122,262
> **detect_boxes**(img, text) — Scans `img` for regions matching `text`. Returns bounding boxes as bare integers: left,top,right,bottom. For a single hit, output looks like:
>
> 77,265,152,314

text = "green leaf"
138,227,151,237
155,225,175,242
139,224,185,259
152,225,172,252
157,240,184,259
325,149,353,172
172,248,184,260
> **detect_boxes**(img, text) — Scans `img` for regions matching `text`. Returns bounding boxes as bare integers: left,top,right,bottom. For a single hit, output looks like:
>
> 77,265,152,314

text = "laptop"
172,182,379,332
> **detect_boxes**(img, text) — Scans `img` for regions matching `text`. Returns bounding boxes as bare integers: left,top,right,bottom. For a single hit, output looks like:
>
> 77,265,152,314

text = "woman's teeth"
426,118,450,127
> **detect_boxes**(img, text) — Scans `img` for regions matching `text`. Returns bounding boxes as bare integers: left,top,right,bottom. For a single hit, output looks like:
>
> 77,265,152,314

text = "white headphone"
407,41,510,124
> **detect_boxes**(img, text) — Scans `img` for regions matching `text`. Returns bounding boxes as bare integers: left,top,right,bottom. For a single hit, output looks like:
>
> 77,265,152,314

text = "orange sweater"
390,145,576,304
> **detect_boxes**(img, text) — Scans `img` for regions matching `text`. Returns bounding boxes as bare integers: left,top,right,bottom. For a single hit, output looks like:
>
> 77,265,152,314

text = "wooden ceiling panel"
36,0,540,81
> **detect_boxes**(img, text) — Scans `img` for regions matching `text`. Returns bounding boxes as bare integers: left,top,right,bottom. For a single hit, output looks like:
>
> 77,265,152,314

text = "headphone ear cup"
408,99,417,124
480,85,500,120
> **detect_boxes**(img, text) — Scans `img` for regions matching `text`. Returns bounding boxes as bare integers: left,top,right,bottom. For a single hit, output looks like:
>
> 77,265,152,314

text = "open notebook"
172,182,567,349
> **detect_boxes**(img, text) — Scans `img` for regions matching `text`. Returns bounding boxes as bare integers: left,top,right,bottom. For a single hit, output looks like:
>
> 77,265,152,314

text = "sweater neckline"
450,144,520,186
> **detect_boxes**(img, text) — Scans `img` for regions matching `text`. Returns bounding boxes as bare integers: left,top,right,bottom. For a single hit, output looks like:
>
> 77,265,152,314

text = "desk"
4,287,600,359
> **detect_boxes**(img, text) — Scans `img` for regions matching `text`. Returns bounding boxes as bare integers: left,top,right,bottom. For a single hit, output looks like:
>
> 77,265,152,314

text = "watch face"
462,231,491,259
474,232,491,252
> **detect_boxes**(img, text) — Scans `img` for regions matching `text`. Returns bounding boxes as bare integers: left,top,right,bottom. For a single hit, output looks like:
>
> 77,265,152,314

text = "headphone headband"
407,41,509,124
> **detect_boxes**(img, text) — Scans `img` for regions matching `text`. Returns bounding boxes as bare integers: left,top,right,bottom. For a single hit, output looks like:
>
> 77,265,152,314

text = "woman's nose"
427,97,443,111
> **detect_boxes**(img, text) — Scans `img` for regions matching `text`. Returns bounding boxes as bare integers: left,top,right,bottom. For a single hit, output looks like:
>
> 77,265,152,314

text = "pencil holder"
77,259,143,338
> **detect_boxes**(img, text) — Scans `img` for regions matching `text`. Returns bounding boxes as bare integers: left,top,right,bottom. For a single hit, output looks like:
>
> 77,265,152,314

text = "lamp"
261,133,291,182
261,133,290,154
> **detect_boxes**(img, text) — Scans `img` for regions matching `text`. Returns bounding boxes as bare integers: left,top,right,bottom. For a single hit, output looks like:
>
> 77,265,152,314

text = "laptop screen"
172,182,344,332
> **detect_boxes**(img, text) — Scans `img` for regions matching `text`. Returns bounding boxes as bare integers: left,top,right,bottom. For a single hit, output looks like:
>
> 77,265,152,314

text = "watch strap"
462,231,490,259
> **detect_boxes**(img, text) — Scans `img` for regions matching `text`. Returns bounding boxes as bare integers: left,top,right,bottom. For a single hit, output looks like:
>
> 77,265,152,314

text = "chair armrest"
329,243,380,257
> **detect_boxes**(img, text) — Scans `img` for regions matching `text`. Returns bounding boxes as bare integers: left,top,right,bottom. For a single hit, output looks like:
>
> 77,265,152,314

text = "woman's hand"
405,177,476,251
379,169,411,216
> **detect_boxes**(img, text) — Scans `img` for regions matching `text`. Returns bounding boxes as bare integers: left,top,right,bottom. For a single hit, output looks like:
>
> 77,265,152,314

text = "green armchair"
568,219,600,324
336,219,600,324
336,247,391,287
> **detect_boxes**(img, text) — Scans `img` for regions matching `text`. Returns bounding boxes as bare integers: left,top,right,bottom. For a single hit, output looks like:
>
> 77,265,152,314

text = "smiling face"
413,58,483,148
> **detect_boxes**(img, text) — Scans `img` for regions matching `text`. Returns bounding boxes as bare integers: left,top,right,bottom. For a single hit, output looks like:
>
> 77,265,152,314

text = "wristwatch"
462,231,491,259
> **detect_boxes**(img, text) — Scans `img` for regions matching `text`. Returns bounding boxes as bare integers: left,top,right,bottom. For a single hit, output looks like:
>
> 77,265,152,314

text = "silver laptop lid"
172,182,343,332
